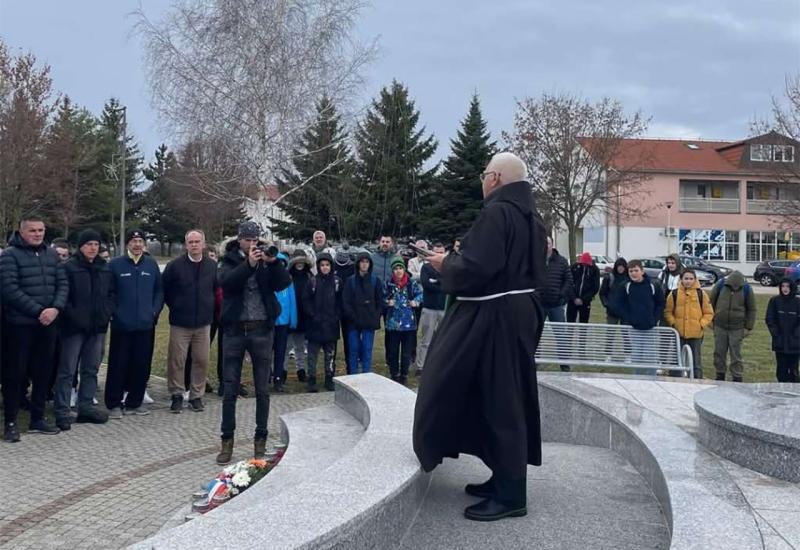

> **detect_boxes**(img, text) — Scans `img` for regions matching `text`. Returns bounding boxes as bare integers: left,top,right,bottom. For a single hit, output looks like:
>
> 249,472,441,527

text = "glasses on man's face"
479,171,497,182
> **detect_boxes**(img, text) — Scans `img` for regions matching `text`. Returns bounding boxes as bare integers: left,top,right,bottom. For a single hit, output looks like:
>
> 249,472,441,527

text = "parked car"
784,261,800,284
668,255,731,283
575,254,614,273
753,259,795,286
641,258,714,287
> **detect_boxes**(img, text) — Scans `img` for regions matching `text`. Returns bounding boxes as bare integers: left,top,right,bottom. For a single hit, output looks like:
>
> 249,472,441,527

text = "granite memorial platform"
695,382,800,482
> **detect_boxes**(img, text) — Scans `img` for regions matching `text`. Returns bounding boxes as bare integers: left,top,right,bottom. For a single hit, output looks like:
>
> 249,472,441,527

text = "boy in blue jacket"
272,253,297,392
613,259,665,375
105,230,164,417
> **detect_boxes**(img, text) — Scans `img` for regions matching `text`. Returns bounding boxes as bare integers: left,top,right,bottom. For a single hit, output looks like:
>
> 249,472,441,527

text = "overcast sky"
1,0,798,164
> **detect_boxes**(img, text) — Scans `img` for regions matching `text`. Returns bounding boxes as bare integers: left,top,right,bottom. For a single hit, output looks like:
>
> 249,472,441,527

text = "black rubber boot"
464,477,526,522
465,477,494,499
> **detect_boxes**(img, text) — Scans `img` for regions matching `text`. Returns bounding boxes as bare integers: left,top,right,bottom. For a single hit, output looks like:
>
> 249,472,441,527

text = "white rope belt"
456,288,537,302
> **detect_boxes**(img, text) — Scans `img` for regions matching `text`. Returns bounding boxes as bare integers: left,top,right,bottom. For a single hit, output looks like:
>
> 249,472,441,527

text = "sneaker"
28,420,61,435
108,407,123,420
297,369,307,383
56,418,72,431
3,422,21,443
124,407,150,416
75,409,109,424
183,391,190,401
69,388,78,408
188,398,204,412
274,379,285,393
143,391,154,405
171,394,183,414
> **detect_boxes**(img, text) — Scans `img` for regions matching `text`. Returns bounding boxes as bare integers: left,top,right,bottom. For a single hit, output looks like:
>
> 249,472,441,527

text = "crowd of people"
1,215,798,461
0,220,450,464
543,248,799,382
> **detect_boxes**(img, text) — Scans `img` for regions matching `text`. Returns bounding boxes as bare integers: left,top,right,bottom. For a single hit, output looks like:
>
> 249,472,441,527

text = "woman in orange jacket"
664,269,714,378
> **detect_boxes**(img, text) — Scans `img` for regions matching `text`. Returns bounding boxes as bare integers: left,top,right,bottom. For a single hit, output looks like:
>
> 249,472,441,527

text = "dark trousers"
776,352,800,383
339,320,351,369
307,340,336,379
221,324,273,440
2,323,57,423
272,325,290,382
566,301,591,323
386,330,415,378
105,328,155,410
55,332,104,420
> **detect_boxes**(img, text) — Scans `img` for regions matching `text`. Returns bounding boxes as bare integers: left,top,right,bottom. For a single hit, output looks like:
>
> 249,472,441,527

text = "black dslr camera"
258,245,280,258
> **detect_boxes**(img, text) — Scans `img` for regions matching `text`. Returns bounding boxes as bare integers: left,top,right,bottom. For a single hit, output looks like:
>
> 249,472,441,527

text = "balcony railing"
679,197,740,213
746,199,777,214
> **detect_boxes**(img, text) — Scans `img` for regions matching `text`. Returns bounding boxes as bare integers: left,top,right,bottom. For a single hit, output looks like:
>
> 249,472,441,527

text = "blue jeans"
544,305,570,371
346,329,375,374
221,324,273,440
631,328,657,377
55,332,104,420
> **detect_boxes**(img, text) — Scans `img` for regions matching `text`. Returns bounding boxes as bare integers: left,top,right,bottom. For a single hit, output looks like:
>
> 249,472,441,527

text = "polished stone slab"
540,375,764,549
694,383,800,482
399,446,669,550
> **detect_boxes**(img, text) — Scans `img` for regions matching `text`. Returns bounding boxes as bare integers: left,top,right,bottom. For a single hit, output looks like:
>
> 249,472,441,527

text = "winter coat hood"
613,257,628,275
724,270,746,291
354,251,373,273
778,277,798,298
665,253,683,274
316,252,334,271
288,250,313,270
276,252,289,267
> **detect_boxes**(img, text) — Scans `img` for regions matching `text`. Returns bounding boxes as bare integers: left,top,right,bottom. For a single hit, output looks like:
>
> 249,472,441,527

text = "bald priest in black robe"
413,152,547,522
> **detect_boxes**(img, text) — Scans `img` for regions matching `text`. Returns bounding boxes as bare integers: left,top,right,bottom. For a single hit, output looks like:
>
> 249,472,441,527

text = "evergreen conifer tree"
419,95,495,243
352,80,437,240
271,97,355,241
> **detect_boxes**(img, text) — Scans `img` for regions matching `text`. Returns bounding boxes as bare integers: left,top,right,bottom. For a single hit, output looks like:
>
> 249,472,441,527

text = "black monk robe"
412,180,547,481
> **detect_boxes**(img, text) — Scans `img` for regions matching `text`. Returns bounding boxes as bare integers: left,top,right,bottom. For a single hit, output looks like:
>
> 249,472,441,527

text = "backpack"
625,281,656,296
710,277,751,310
671,288,704,309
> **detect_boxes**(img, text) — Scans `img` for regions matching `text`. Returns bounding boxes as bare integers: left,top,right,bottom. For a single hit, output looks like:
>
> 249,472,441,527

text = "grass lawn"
148,291,780,395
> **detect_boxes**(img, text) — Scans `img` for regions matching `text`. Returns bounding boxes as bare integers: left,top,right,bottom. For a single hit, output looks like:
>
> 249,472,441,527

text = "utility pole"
117,106,127,255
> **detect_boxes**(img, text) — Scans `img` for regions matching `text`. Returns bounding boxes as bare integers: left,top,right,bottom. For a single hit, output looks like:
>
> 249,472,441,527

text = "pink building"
570,131,800,275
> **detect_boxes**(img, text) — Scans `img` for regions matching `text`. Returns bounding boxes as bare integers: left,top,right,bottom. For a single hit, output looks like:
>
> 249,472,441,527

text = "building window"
751,144,771,162
745,231,800,262
750,144,795,162
678,229,739,261
774,145,794,162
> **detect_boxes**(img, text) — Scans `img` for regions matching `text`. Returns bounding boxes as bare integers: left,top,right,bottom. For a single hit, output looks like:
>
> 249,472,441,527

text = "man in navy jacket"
105,229,164,417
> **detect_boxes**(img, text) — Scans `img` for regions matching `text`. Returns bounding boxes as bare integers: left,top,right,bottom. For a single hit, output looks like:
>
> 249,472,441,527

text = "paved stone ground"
579,377,800,549
399,444,670,550
0,374,332,550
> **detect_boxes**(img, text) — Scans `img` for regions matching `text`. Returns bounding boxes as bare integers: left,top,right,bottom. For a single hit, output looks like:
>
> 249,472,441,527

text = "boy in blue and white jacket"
384,258,423,385
272,253,297,392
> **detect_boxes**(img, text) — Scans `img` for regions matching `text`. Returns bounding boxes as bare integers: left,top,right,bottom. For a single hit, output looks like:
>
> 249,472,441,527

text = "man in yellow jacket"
664,269,714,379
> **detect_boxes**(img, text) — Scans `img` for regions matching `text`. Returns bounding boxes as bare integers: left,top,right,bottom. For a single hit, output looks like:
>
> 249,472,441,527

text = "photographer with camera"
216,222,291,464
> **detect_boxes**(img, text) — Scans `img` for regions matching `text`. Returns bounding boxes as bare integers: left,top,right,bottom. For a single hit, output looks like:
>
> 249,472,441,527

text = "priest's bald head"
480,152,528,198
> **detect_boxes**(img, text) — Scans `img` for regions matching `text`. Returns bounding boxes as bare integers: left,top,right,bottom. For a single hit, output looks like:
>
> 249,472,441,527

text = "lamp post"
665,201,673,254
111,106,127,255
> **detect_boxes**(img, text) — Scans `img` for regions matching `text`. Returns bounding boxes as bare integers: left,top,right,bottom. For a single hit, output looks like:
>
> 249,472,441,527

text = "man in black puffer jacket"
54,229,114,430
216,222,291,465
537,236,574,371
1,219,69,441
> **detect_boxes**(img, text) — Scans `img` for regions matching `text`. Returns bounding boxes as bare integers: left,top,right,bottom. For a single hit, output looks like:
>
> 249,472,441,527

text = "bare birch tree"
751,73,800,228
503,93,652,261
133,0,375,211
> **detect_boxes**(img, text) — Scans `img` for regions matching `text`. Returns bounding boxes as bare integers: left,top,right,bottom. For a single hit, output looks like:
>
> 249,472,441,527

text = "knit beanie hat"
78,229,101,248
238,221,261,240
125,228,145,244
391,257,406,270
